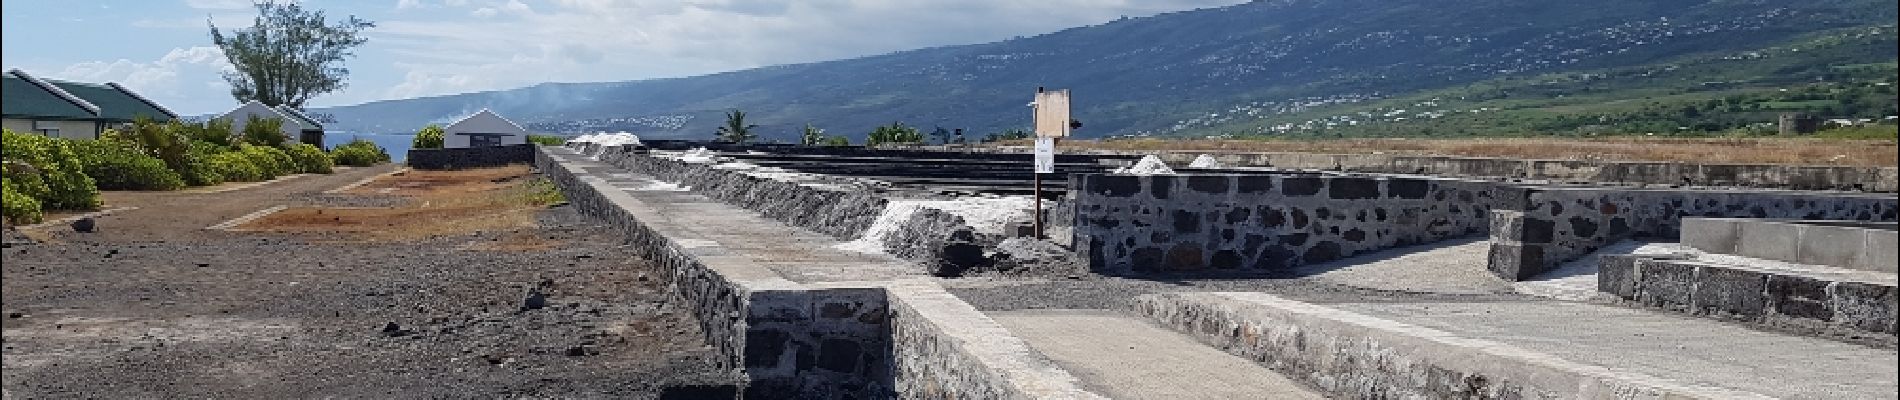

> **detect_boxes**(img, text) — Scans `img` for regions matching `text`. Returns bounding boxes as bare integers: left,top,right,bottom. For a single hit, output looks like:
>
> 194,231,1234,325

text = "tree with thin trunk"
716,109,759,144
210,0,374,110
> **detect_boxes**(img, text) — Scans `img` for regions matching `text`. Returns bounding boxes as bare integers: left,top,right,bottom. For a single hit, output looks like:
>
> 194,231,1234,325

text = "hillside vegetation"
315,0,1899,142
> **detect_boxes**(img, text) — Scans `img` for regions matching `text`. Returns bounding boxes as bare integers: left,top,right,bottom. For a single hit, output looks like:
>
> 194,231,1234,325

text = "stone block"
1387,179,1430,199
1281,177,1322,197
1186,175,1231,194
1797,224,1862,268
1596,255,1642,300
1679,218,1740,255
1086,175,1142,197
1486,243,1545,281
1690,265,1766,321
1766,274,1834,322
1236,175,1273,194
1328,178,1381,200
1830,282,1897,335
1636,260,1697,312
1736,220,1800,263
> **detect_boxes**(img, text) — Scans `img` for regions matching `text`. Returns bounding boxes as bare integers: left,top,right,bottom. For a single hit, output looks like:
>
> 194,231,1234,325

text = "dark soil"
2,165,737,398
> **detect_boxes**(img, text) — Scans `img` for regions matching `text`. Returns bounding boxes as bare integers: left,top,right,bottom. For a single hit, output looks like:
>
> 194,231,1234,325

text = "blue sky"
2,0,1242,115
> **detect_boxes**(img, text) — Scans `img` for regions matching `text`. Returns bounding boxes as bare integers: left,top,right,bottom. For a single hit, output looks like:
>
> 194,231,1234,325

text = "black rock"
70,218,95,233
521,290,547,311
381,322,408,337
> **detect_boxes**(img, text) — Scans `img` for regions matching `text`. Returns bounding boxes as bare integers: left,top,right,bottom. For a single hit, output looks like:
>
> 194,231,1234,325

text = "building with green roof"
2,69,178,140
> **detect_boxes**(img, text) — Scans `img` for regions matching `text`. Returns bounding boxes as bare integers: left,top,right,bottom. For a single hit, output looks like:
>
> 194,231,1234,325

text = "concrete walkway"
1333,301,1900,399
990,309,1325,400
1294,238,1513,295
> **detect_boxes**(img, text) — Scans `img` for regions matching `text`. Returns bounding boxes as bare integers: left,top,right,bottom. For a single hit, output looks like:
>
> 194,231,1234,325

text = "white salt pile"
834,202,928,255
1188,154,1224,168
679,147,720,163
832,197,1035,255
1115,155,1176,175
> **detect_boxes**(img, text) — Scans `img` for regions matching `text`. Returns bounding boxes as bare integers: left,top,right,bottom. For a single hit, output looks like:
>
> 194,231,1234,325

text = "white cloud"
46,46,235,114
364,0,1245,102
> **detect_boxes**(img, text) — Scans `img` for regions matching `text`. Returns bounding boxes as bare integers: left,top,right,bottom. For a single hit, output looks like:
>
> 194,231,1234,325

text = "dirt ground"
1,165,737,398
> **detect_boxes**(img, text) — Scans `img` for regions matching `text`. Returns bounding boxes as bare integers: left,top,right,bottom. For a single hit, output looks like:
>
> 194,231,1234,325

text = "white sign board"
1033,90,1071,138
1033,137,1056,173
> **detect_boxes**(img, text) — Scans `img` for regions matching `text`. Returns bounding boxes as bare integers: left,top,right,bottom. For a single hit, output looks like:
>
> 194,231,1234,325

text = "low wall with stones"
537,146,1102,398
1600,254,1896,347
537,148,890,398
407,144,536,170
1488,188,1898,280
963,147,1899,192
1134,292,1767,399
1072,173,1513,274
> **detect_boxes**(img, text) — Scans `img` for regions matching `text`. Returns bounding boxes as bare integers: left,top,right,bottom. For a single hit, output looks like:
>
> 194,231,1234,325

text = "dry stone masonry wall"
1489,188,1898,280
1599,254,1897,347
407,144,536,170
1072,173,1515,274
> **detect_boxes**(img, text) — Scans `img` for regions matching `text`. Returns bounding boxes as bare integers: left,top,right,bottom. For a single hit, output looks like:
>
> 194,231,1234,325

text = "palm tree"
716,109,759,144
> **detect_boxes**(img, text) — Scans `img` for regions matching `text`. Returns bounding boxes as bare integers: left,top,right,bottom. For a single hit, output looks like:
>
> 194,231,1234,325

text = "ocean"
323,133,415,162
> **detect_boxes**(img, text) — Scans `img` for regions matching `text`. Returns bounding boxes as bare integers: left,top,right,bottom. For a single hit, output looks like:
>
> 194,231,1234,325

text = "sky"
2,0,1244,116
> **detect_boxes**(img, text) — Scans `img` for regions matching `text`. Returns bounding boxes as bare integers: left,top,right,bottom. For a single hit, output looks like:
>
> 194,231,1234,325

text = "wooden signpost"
1030,88,1071,239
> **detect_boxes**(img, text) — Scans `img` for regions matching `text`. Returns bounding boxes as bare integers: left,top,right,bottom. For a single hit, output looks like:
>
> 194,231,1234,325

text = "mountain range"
312,0,1900,141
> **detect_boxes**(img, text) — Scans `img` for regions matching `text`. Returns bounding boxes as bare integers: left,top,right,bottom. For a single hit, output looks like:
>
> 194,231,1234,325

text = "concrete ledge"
886,279,1103,399
408,144,535,170
1600,254,1897,346
1683,218,1898,273
1133,292,1773,399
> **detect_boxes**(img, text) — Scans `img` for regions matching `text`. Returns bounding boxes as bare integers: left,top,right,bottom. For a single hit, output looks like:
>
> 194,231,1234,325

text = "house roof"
445,109,528,135
273,105,323,130
2,69,100,120
45,79,178,121
218,100,301,129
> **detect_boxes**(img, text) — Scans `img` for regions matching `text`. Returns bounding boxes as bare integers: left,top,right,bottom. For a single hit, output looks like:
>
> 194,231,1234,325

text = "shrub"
866,121,924,146
284,143,334,174
1,129,100,210
68,139,186,191
207,151,264,182
241,115,288,147
2,176,42,224
189,118,238,147
527,134,566,146
412,125,445,149
238,144,294,178
331,139,390,167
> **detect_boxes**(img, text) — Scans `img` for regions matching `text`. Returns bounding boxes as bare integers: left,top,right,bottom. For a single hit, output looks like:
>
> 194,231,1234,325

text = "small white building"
444,109,528,148
217,100,323,145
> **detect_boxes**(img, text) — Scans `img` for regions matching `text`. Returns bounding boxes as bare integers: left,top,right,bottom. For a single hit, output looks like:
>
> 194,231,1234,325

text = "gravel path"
2,167,736,398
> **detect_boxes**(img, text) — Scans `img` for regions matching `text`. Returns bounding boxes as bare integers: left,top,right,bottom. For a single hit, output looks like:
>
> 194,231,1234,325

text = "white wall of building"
218,100,303,141
443,109,529,148
2,118,100,140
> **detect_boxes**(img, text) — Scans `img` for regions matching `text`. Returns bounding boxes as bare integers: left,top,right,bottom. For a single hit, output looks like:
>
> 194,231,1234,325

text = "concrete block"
1736,221,1800,263
1596,255,1643,300
1858,231,1897,273
1486,243,1545,281
1797,224,1862,268
1636,260,1698,313
1830,282,1897,335
1691,265,1767,321
1680,218,1741,254
1766,274,1834,322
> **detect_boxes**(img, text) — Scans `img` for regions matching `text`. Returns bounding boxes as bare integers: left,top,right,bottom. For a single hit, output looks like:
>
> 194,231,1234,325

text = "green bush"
207,151,264,182
331,139,390,167
241,115,288,147
527,134,566,146
2,175,42,224
284,143,334,174
1,129,100,210
238,144,294,178
68,139,186,191
412,125,445,149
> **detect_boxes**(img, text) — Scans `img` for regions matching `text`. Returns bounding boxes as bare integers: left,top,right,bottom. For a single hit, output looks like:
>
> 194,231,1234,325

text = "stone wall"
1600,254,1896,347
536,148,891,398
1134,292,1765,399
887,279,1104,399
1682,218,1898,273
1488,188,1898,280
973,147,1899,192
1072,173,1513,274
407,144,536,170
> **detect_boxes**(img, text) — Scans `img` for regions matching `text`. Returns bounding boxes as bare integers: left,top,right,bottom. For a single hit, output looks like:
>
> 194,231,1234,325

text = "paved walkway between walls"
1294,238,1513,295
1330,300,1899,399
989,309,1325,400
545,150,923,283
